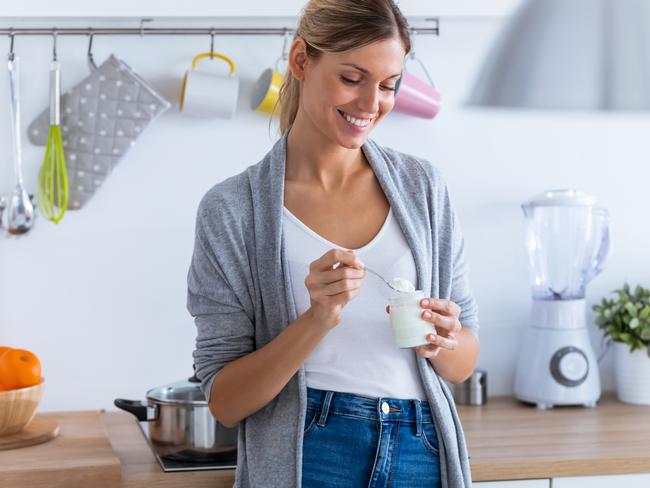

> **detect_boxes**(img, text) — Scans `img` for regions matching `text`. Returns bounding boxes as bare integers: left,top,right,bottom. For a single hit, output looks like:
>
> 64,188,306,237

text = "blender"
515,189,611,409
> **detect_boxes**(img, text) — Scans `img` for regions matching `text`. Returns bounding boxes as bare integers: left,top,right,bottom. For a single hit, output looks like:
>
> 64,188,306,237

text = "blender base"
514,300,601,409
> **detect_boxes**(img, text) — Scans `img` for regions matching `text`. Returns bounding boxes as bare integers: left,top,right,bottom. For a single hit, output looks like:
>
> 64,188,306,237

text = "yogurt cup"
389,290,433,348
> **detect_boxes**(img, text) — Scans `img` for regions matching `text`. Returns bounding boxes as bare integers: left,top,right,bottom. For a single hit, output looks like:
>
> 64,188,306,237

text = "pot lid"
523,188,597,207
146,373,207,406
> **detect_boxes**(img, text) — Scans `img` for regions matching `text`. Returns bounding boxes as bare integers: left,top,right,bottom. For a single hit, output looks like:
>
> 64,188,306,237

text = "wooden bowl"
0,379,44,436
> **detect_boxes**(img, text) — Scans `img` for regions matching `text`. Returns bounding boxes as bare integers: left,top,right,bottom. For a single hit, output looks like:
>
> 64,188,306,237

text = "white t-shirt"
282,205,427,400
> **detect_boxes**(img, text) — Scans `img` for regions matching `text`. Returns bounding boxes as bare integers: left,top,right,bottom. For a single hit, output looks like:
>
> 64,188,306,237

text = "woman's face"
291,36,406,149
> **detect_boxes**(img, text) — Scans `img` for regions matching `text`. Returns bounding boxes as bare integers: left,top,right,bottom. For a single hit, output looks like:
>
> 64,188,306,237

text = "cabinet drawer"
553,473,650,488
474,480,550,488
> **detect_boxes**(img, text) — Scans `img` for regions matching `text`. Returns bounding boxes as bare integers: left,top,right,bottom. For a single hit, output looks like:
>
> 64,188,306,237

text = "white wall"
1,10,648,412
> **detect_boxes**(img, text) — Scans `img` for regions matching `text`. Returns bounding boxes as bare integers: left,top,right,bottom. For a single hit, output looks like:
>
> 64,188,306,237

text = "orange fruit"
0,348,41,390
0,346,12,390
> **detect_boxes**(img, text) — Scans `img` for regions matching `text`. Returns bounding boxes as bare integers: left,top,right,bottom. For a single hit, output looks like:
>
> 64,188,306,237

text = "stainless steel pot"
115,372,237,463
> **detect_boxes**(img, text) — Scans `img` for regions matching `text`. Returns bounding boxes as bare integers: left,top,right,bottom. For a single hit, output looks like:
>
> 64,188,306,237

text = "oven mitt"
27,54,171,210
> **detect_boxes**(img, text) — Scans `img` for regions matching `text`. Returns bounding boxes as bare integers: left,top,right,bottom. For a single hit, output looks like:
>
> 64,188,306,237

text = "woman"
187,1,480,487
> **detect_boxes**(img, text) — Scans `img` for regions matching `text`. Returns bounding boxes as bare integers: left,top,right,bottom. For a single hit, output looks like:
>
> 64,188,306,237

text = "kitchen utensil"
363,266,401,292
114,370,237,462
6,50,36,236
0,416,59,449
37,33,69,224
515,189,610,409
454,369,487,405
251,68,283,115
180,52,239,118
251,30,290,116
27,54,171,210
0,380,45,436
393,31,442,119
393,70,442,119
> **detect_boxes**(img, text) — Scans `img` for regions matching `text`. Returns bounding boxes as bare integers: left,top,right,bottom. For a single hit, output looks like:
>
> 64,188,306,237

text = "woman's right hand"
305,248,365,330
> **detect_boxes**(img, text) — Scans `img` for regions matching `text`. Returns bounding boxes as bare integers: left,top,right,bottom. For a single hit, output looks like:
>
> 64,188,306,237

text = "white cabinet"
474,480,550,488
553,474,650,488
0,0,520,18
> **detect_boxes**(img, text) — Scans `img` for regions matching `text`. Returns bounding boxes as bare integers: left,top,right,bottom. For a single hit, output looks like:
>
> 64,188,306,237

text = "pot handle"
114,398,157,422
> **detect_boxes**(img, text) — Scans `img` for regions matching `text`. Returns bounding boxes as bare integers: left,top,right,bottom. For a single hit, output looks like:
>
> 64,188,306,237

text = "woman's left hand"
386,298,463,359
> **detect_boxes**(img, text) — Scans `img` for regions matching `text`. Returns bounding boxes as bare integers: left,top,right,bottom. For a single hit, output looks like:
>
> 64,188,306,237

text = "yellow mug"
180,52,239,118
251,67,284,116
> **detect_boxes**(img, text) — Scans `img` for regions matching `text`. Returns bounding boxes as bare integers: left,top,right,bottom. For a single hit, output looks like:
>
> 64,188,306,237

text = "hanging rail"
0,22,439,37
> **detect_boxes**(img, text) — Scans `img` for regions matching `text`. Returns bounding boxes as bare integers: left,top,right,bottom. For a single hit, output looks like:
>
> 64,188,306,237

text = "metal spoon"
6,52,36,236
363,266,402,292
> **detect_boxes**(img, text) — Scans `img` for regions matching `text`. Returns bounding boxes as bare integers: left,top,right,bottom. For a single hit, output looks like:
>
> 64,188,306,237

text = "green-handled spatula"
37,32,68,224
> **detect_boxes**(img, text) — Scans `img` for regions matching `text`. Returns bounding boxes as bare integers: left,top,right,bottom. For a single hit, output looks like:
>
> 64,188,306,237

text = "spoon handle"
7,54,23,186
363,266,398,292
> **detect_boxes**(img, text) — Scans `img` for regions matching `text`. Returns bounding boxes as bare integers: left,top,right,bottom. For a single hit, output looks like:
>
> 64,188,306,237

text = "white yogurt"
390,277,416,292
388,278,432,348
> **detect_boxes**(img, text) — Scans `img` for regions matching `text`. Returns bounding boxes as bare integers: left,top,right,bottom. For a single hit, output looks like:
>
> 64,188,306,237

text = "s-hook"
8,29,15,61
406,27,435,88
87,28,98,71
52,28,58,62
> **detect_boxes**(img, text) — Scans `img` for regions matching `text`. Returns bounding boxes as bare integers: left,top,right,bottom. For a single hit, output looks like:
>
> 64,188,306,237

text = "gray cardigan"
187,128,480,487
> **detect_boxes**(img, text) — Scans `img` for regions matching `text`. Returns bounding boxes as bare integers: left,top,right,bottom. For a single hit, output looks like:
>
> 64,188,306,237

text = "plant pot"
614,341,650,405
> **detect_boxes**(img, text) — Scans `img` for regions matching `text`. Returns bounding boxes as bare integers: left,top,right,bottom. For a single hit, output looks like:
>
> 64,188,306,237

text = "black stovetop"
138,421,237,472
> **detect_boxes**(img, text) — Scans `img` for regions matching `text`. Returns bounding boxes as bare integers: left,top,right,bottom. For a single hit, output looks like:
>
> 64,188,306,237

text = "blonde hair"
272,0,411,135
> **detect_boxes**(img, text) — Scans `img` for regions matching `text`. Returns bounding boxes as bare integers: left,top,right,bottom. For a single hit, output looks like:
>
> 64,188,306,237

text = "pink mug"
393,70,441,119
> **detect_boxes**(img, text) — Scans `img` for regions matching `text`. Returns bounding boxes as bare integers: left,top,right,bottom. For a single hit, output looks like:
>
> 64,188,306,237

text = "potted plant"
593,283,650,405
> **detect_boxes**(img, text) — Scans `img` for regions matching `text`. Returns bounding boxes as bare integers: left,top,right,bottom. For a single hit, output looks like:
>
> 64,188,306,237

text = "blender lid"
524,189,596,207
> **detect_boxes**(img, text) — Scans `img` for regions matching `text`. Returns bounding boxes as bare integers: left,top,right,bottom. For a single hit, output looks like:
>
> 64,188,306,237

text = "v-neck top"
282,205,427,400
281,205,392,253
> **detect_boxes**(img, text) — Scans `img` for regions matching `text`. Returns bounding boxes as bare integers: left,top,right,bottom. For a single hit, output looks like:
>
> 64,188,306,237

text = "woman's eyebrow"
339,63,401,79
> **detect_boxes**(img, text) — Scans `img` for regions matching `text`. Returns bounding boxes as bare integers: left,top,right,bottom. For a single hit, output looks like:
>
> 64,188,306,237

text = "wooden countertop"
0,411,122,488
3,393,650,486
458,393,650,481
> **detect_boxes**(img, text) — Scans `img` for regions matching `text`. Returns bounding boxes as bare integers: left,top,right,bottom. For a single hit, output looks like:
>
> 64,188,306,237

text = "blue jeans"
301,387,441,488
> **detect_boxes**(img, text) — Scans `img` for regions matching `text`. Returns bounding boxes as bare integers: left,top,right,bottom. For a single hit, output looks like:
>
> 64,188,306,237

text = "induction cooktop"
138,421,237,472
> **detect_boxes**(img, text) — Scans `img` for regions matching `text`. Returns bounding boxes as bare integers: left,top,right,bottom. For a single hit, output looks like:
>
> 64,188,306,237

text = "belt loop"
317,391,334,427
415,400,423,437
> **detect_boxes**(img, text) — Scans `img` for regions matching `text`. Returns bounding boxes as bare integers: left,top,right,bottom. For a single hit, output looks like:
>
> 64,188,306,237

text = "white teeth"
341,110,371,127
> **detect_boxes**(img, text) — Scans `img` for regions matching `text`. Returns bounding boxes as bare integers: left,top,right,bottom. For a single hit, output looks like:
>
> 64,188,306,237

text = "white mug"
180,52,239,118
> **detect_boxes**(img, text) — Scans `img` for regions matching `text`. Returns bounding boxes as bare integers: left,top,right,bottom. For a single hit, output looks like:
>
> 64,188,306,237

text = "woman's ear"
288,37,309,81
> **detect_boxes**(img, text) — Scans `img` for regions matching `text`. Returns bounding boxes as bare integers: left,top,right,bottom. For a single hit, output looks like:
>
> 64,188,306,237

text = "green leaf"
640,305,650,319
641,328,650,341
630,318,641,329
625,302,638,317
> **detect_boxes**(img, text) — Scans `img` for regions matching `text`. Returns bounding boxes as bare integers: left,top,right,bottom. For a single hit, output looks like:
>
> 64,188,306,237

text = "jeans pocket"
420,421,440,456
303,407,319,437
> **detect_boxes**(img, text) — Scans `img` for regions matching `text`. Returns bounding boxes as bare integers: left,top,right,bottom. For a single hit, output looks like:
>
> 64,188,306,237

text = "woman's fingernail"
423,311,432,319
421,299,429,306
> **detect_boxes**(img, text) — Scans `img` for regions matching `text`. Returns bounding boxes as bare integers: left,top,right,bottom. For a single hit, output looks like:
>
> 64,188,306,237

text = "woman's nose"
358,86,381,114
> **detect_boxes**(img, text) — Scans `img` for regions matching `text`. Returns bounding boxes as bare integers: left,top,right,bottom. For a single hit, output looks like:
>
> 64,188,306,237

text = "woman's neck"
285,113,368,191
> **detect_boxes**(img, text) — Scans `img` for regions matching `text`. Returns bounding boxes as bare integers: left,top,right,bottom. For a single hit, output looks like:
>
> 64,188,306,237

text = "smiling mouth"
337,109,374,128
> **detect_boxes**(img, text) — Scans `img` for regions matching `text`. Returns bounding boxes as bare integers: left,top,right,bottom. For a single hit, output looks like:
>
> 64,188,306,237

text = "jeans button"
381,401,389,414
